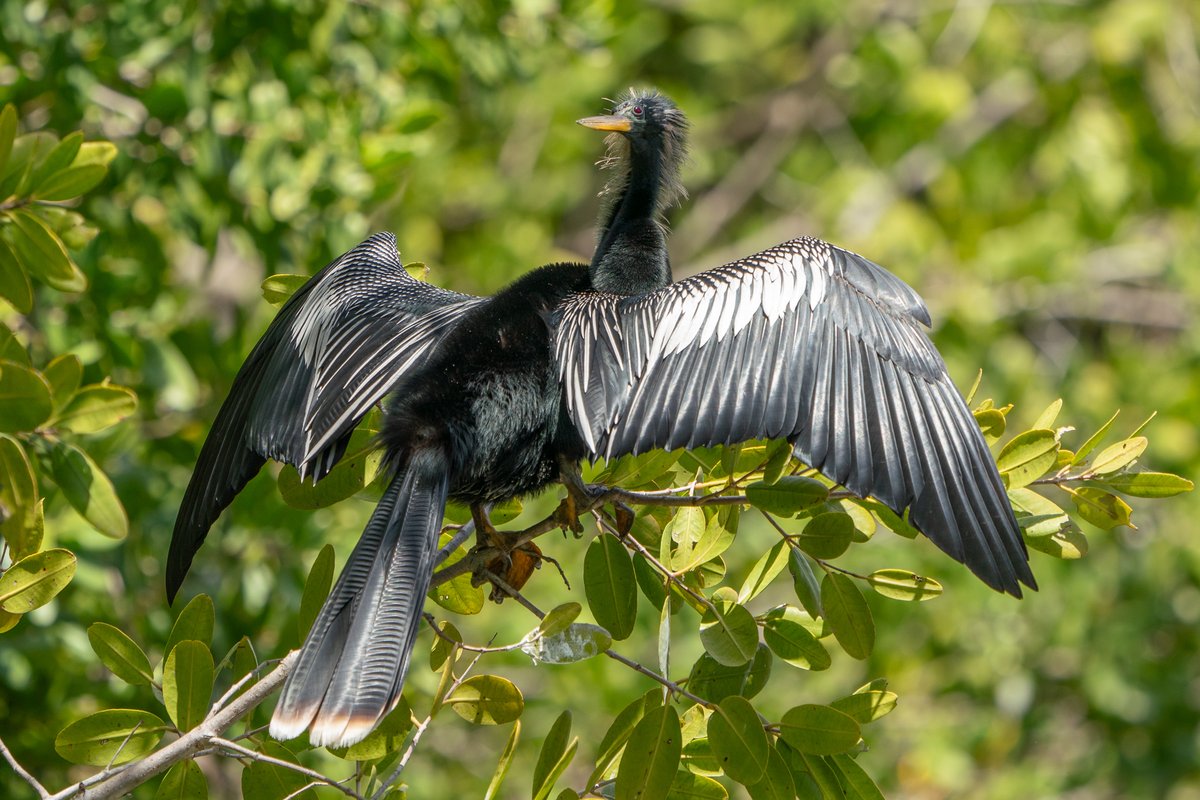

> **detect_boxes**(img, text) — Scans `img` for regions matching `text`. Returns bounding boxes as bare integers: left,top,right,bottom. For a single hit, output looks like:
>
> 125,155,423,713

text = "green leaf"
88,623,153,686
46,440,128,538
0,548,76,612
788,549,823,618
790,749,841,800
860,499,920,539
331,698,413,759
699,588,759,667
673,508,736,573
165,594,215,658
762,439,793,485
633,552,668,610
0,238,32,313
1009,487,1070,538
1098,471,1194,498
429,620,461,671
74,140,118,168
738,540,791,604
43,354,82,411
662,506,705,566
0,359,53,432
533,711,577,800
241,742,316,800
746,476,829,516
1026,525,1088,559
430,531,484,615
7,208,87,292
745,745,797,800
261,273,309,306
55,709,169,766
687,644,773,704
155,760,208,800
539,601,583,638
831,753,886,799
763,606,830,671
615,704,682,800
797,512,854,559
830,689,899,725
1071,487,1133,529
0,323,29,365
1031,398,1063,431
298,544,335,640
484,719,521,800
587,691,659,787
1071,410,1120,466
706,696,769,785
522,622,611,664
29,131,82,189
1087,436,1147,475
973,408,1007,443
277,434,381,509
821,573,874,659
866,569,943,601
448,675,524,724
163,640,214,731
778,704,861,756
53,384,138,434
997,429,1059,489
668,770,728,799
32,164,108,201
0,105,16,177
0,432,40,558
585,533,637,640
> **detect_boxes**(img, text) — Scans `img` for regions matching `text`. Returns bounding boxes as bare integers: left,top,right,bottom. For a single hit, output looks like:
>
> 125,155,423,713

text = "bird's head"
578,89,689,210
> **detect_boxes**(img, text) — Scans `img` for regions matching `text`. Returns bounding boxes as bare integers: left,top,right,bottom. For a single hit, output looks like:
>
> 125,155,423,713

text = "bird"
167,89,1035,748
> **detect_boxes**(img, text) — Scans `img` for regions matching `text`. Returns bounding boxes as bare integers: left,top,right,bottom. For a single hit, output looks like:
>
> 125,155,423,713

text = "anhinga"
168,90,1035,748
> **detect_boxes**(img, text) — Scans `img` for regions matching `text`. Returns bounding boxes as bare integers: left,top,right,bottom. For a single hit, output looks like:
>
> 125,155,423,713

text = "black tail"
269,448,450,748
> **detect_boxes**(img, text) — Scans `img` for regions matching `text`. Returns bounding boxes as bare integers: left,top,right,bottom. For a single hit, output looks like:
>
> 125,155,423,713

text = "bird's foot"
482,539,544,601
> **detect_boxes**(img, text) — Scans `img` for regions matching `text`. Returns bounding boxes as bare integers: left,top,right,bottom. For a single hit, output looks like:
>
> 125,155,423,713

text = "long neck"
590,138,672,296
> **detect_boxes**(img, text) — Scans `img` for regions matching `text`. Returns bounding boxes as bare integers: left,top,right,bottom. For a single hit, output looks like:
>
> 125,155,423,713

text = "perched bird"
168,89,1035,748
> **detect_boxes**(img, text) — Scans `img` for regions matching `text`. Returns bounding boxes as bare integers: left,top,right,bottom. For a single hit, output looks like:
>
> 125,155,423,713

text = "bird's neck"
591,140,673,295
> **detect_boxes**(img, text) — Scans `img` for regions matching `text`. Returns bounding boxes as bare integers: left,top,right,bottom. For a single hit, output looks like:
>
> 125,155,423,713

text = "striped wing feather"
168,233,478,599
554,237,1035,595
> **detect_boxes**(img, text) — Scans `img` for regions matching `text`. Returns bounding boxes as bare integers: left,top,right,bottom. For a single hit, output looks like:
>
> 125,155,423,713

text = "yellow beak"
577,114,632,132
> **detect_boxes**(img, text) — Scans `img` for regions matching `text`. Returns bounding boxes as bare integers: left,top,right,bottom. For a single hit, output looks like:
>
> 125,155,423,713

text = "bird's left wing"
169,233,481,599
553,237,1035,595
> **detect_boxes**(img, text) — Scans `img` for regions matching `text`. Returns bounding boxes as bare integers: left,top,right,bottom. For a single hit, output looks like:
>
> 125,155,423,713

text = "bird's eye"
632,105,644,117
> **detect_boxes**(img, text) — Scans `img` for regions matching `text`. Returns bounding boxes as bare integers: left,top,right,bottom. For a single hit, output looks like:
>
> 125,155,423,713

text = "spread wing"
554,237,1035,596
169,233,480,599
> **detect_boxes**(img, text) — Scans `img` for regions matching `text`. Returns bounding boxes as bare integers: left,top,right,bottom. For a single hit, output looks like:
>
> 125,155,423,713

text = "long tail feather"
270,448,450,747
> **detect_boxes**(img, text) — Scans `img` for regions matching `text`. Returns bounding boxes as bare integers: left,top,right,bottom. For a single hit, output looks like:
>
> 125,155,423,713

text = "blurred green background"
2,0,1198,797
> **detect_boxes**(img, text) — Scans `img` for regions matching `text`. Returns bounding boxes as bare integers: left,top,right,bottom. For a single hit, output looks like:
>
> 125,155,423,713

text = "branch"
0,736,50,799
49,652,299,800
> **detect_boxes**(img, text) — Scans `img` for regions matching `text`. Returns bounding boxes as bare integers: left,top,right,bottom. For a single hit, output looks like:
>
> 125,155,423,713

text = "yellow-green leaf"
699,588,758,667
866,569,943,601
43,353,82,411
797,512,853,559
0,237,32,313
1087,437,1147,476
778,705,861,756
7,208,86,292
829,690,899,724
261,273,309,306
1098,472,1193,498
1026,526,1088,559
0,548,76,612
448,675,524,725
746,476,828,516
738,540,790,604
533,711,577,800
615,705,682,800
298,543,335,640
54,384,138,434
484,719,521,800
0,432,40,558
165,594,215,658
0,104,16,177
0,359,53,432
1071,487,1133,530
997,429,1059,489
55,709,168,766
687,646,773,705
155,760,208,800
163,640,214,731
821,573,874,660
706,696,769,785
330,699,413,760
763,606,830,671
538,601,583,638
32,164,108,202
585,533,637,640
429,531,484,615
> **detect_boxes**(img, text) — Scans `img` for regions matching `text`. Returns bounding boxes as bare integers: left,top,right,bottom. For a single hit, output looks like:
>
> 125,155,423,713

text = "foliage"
2,1,1199,799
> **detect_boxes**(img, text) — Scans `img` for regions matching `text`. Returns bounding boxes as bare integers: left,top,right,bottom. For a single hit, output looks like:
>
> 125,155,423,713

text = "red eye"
633,105,643,116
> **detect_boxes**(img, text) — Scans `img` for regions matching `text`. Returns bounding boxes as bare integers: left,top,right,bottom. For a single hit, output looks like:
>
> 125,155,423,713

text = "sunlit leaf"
866,569,943,601
163,640,214,731
745,745,796,800
0,433,40,558
1098,471,1193,498
668,770,728,799
1070,410,1119,466
43,353,82,411
738,540,790,604
746,476,828,516
997,429,1059,489
0,548,76,612
1025,526,1088,559
55,709,168,766
165,594,215,658
53,383,138,434
0,359,53,432
1087,437,1147,475
1071,487,1133,529
829,690,898,724
448,675,524,724
260,273,309,306
7,208,86,292
430,531,484,615
533,710,577,800
831,753,886,799
763,606,830,671
796,512,853,559
34,164,108,201
483,719,520,800
587,691,660,787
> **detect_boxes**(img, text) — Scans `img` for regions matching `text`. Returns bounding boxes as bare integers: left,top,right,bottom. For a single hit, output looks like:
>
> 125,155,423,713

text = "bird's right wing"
169,233,480,599
554,237,1035,596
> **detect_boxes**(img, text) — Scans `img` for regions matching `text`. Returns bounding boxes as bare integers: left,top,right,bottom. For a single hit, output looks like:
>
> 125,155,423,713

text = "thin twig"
211,736,361,799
